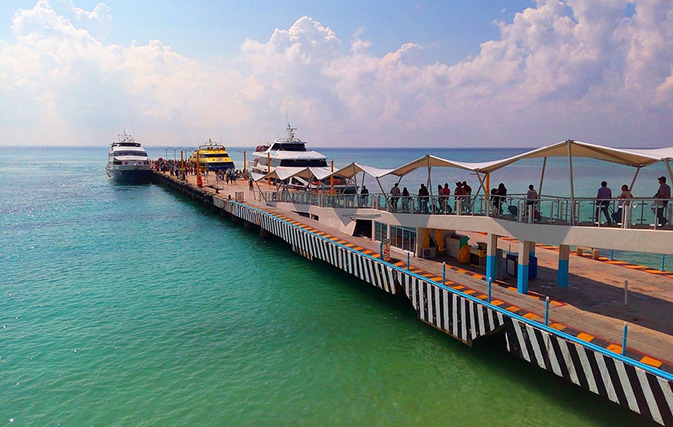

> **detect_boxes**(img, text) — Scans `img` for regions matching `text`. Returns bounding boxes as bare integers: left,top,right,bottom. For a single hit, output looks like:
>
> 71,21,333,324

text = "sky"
0,0,672,148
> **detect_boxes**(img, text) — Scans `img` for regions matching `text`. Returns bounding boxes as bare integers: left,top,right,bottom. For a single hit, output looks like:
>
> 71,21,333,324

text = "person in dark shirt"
595,181,612,225
654,176,671,226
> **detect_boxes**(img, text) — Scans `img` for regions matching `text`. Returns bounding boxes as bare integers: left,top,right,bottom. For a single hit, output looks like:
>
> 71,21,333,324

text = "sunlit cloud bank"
1,0,672,147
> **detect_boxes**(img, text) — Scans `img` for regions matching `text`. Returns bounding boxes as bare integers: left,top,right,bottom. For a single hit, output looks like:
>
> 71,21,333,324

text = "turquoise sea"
0,146,659,425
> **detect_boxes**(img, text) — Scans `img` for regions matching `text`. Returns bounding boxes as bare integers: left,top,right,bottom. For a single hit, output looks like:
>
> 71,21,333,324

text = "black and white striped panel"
292,245,313,261
505,319,673,426
402,275,505,344
229,203,398,294
345,250,396,294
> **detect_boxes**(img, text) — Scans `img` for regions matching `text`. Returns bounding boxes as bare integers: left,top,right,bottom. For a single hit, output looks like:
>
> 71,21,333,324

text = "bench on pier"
576,246,600,260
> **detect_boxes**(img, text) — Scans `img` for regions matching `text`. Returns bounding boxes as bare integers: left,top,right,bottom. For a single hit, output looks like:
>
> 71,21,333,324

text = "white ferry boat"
106,132,151,183
251,124,328,172
250,124,356,193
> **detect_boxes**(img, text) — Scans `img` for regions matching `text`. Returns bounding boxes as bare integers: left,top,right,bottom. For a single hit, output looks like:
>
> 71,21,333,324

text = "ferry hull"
200,162,235,172
106,166,152,183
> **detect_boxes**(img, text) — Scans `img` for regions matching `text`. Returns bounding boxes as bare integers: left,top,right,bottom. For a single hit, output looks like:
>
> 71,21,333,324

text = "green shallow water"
0,147,653,425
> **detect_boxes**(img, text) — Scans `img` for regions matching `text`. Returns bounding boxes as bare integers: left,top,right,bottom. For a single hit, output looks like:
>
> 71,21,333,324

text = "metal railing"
259,190,671,229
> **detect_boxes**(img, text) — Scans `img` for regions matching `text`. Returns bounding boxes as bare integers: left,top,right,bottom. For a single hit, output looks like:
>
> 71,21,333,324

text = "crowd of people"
152,158,247,184
155,157,671,226
367,176,672,226
385,180,473,214
595,177,670,226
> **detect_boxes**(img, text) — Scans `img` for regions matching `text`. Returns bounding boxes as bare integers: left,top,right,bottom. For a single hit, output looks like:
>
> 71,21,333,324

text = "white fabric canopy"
330,162,395,179
254,166,335,182
389,154,476,176
257,166,308,181
470,140,673,174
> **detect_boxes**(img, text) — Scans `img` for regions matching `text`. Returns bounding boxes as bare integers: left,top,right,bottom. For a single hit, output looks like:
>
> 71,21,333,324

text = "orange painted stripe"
577,332,594,342
550,322,566,331
640,356,663,368
523,313,540,320
607,344,622,353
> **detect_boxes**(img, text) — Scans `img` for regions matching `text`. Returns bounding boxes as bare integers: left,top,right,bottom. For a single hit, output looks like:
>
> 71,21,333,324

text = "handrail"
259,190,672,230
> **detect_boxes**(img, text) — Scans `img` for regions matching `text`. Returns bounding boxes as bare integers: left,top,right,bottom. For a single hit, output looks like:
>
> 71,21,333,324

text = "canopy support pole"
666,160,673,187
426,156,433,198
567,140,576,225
629,166,641,192
375,177,386,196
539,157,547,195
351,164,359,193
473,172,485,196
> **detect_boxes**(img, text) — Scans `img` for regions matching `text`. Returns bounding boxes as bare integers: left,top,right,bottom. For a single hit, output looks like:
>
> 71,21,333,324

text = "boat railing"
258,190,671,230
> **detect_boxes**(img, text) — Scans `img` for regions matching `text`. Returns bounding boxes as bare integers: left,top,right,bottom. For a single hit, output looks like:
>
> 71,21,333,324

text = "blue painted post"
545,297,550,326
379,242,383,259
407,252,410,270
662,254,666,272
622,322,628,355
442,262,446,286
557,245,570,288
517,241,531,293
485,233,498,285
610,249,614,261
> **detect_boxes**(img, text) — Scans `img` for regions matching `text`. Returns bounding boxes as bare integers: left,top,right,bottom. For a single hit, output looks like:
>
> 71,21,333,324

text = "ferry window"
279,159,328,167
276,143,306,152
390,225,416,252
116,151,147,157
374,221,387,242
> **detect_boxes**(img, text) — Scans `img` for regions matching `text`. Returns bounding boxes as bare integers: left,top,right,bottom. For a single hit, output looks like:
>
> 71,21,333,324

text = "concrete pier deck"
158,170,673,370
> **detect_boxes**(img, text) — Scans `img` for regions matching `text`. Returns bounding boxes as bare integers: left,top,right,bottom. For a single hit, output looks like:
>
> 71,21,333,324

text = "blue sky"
1,0,672,148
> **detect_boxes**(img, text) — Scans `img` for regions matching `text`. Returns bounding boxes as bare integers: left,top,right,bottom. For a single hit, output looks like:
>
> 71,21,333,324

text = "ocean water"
0,146,656,425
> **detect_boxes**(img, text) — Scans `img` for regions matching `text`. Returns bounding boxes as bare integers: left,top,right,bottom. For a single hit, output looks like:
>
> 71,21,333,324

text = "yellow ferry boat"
189,139,235,171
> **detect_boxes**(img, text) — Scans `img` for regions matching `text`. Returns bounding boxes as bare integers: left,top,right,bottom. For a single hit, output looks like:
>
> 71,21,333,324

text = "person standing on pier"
612,184,633,224
401,187,410,212
462,181,472,213
654,176,670,226
360,185,369,206
390,183,401,212
418,184,429,213
596,181,613,225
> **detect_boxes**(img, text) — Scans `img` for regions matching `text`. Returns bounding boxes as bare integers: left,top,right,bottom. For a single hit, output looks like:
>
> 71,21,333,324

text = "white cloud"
0,0,672,147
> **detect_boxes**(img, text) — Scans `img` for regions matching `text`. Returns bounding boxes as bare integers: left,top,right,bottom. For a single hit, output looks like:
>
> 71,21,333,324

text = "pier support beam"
517,240,534,294
558,244,570,288
485,233,498,282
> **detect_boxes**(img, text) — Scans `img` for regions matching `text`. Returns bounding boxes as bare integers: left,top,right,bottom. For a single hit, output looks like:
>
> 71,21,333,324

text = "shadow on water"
158,188,656,426
295,260,656,426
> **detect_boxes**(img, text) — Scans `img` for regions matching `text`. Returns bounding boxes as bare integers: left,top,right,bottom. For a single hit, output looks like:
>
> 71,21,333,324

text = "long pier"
150,169,673,426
